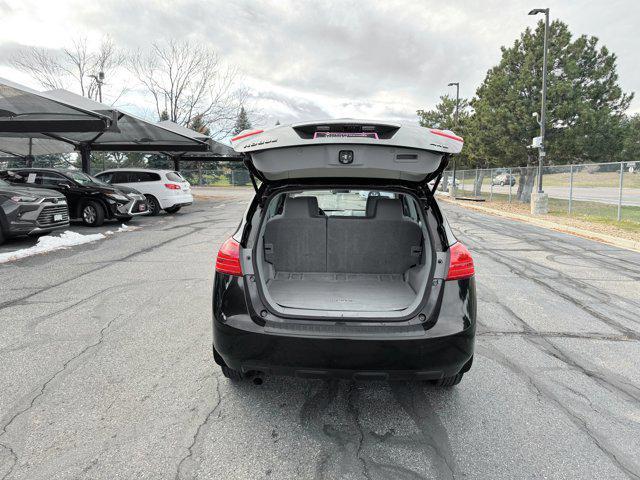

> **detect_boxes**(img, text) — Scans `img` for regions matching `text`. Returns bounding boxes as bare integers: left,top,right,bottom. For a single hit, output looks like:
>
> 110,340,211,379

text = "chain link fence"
179,168,253,187
440,161,640,223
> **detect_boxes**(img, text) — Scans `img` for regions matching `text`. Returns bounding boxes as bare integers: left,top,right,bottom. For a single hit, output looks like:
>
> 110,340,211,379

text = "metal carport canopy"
0,136,75,159
156,120,241,170
0,78,114,133
39,89,210,172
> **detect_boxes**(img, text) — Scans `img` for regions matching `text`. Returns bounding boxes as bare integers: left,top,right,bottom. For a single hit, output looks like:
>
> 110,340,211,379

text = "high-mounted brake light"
215,238,243,276
446,242,474,280
430,129,464,143
231,129,264,142
165,183,181,190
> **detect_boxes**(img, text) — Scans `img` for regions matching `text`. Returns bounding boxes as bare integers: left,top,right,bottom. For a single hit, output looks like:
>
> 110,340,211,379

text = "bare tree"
11,37,125,102
128,39,246,138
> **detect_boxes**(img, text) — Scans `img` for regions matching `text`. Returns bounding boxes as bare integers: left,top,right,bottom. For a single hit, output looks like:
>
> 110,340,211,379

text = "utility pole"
528,7,550,213
448,82,460,193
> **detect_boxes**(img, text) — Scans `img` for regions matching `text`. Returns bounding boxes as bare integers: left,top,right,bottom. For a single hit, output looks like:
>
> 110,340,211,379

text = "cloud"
0,0,638,130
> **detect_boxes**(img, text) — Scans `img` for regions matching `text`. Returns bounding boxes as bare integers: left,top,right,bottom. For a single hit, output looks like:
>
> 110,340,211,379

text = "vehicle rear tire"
164,205,181,214
220,365,244,381
500,181,505,186
431,373,463,387
80,201,105,227
145,195,161,216
0,227,5,246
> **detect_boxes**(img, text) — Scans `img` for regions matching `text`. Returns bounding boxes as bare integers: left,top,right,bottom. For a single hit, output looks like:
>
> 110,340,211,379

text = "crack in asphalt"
390,382,456,480
298,379,457,480
0,312,122,480
476,263,640,404
0,201,245,312
346,383,372,480
453,209,640,337
477,330,635,341
174,377,223,480
477,345,640,480
0,227,215,312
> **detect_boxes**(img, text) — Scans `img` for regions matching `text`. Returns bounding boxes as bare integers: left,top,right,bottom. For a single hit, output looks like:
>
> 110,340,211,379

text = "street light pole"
529,8,549,193
448,82,460,187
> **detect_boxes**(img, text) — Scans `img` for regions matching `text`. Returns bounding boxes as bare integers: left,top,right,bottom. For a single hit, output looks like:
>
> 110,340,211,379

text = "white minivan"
95,168,193,215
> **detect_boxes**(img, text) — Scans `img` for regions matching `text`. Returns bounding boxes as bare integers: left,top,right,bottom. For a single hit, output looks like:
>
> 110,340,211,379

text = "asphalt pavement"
1,189,639,479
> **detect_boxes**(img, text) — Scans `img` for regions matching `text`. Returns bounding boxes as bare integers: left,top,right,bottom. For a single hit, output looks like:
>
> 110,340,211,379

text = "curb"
437,195,640,253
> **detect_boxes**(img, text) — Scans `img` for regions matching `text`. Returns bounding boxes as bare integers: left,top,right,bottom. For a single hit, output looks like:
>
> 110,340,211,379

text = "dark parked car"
212,120,476,386
0,178,69,245
0,168,149,227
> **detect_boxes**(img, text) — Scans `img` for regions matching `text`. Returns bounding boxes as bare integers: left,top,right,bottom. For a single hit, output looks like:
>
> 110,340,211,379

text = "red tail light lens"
165,183,181,190
446,242,474,280
215,238,243,276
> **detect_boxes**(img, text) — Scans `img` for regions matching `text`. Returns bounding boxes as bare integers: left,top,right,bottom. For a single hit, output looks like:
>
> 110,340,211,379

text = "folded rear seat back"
263,197,327,272
327,199,422,274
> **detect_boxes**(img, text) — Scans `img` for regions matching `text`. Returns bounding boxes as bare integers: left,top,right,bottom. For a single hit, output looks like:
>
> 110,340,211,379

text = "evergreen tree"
618,114,640,163
469,20,632,168
189,114,211,136
159,109,169,121
232,107,252,135
417,95,472,167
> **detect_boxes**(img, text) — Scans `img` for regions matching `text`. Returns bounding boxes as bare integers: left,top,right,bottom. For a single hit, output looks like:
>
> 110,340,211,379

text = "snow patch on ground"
0,230,105,264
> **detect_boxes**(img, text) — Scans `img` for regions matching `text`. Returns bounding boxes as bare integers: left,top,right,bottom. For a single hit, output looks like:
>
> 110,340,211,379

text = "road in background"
476,183,640,206
1,189,639,479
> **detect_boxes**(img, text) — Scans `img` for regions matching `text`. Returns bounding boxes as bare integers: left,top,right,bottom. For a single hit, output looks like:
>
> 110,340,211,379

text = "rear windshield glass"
289,189,397,217
166,172,183,182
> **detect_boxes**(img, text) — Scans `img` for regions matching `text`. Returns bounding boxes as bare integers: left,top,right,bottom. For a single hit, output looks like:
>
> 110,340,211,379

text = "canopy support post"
173,156,181,172
80,144,91,174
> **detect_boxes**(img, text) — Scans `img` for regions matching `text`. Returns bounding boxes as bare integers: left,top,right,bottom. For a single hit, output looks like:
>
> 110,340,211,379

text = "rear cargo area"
255,191,432,316
268,272,416,311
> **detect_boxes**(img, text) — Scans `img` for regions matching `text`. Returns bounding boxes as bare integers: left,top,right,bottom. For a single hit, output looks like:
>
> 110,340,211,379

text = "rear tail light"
446,242,474,280
215,238,243,276
165,183,181,190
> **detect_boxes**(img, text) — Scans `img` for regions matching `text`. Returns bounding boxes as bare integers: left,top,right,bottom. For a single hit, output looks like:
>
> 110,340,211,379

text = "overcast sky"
0,0,638,130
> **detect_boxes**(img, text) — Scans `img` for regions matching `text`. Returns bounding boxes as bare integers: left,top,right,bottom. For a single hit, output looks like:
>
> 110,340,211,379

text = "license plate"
139,204,147,212
53,214,63,221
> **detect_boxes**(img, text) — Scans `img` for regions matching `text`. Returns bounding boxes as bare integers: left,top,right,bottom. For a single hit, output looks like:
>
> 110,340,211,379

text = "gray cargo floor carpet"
267,272,416,312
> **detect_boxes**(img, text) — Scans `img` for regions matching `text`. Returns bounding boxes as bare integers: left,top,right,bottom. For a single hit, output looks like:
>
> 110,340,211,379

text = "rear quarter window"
165,172,184,182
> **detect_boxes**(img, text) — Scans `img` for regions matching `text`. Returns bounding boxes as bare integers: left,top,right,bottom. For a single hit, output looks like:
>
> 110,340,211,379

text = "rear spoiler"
231,119,463,156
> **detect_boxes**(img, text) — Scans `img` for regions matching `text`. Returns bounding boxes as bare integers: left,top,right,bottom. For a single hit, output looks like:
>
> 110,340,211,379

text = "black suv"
0,168,149,227
0,178,69,245
212,121,476,386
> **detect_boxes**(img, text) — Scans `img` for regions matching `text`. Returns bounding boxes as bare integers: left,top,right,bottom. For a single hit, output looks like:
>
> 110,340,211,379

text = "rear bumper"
160,193,193,209
212,275,476,380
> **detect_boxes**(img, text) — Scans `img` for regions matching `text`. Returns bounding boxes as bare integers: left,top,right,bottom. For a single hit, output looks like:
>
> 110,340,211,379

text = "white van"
95,168,193,215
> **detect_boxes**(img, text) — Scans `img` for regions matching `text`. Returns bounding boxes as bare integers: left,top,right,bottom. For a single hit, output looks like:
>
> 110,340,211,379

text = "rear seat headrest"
283,196,320,217
365,196,380,217
374,198,403,220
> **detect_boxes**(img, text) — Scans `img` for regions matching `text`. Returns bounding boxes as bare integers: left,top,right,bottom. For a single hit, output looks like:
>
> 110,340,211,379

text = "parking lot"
1,189,639,480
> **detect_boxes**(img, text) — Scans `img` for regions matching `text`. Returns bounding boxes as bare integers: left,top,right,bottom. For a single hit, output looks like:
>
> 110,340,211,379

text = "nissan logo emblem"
339,150,354,164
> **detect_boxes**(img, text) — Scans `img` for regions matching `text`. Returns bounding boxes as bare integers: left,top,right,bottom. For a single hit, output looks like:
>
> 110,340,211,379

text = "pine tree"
232,107,252,135
470,20,632,168
189,114,211,136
